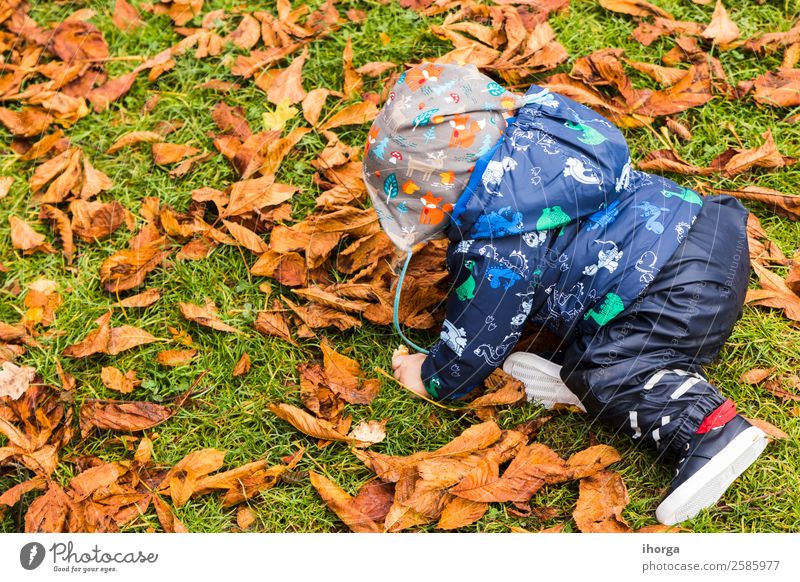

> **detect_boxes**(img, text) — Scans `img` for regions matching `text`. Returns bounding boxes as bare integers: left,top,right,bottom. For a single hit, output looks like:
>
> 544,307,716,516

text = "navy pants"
559,195,750,455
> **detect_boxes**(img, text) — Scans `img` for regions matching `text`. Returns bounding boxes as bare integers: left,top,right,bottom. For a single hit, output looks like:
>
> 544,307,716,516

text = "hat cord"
393,251,430,355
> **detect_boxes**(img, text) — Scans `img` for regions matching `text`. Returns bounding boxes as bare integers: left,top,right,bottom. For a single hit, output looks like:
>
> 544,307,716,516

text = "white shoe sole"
502,352,586,412
655,426,768,525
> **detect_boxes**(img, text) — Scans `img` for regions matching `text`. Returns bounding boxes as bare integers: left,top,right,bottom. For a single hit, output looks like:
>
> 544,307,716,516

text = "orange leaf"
319,101,379,131
179,301,241,333
436,497,488,530
573,470,631,533
309,471,382,533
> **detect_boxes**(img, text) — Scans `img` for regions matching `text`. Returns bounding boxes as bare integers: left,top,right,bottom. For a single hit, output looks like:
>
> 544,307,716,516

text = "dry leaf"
106,131,162,154
319,101,379,131
745,417,788,440
152,142,200,164
156,349,196,366
112,0,144,32
268,403,351,442
349,420,387,448
9,216,55,255
117,289,161,308
739,368,775,385
702,1,739,47
179,301,240,333
233,352,251,377
0,361,36,400
309,471,382,533
100,366,139,394
573,470,631,533
437,497,488,530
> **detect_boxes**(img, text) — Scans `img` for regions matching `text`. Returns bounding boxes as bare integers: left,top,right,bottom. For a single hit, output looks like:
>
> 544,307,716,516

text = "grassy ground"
1,0,799,532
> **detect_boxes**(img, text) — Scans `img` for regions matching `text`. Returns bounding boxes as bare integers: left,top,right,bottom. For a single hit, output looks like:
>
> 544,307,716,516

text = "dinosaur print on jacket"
455,260,478,301
564,120,607,145
662,187,703,206
536,206,571,230
472,207,524,238
583,292,625,326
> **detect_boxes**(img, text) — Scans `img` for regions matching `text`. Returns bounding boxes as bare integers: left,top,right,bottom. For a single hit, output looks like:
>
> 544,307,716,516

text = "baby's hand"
391,348,428,398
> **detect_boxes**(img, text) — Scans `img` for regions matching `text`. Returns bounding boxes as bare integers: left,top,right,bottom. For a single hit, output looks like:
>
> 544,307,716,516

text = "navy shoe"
656,415,768,525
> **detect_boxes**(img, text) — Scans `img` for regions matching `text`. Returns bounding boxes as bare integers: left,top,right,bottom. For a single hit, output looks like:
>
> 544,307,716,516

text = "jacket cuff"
421,344,477,400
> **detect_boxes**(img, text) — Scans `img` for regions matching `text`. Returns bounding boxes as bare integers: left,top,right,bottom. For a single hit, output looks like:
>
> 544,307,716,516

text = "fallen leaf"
152,142,200,164
259,47,308,105
99,235,170,293
9,216,55,255
0,361,36,400
116,289,161,308
156,349,196,366
112,0,144,32
100,367,139,394
106,131,163,154
746,263,800,321
254,301,296,344
233,352,250,377
319,101,379,131
268,403,351,442
702,1,739,47
0,176,13,199
745,417,788,440
598,0,673,19
309,471,382,532
351,481,395,523
436,497,488,530
236,506,256,530
349,420,387,447
573,470,631,533
79,399,178,436
739,368,775,385
179,301,240,333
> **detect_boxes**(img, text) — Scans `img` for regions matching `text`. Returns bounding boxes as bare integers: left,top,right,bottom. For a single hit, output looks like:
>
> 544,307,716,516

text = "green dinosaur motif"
662,187,703,206
583,292,625,326
455,259,477,301
564,120,607,145
536,205,571,230
426,376,441,398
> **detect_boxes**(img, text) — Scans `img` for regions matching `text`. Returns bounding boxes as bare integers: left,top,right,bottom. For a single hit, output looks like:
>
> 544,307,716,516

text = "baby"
363,63,767,525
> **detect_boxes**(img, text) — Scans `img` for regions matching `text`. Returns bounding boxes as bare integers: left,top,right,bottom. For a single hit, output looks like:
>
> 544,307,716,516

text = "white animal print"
522,231,547,248
635,251,658,284
563,157,601,186
582,239,623,276
455,239,474,254
616,158,633,192
406,151,445,181
441,320,467,357
481,156,518,196
523,88,559,109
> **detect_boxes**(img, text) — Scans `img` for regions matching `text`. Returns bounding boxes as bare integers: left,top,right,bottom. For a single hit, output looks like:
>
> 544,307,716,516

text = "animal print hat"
363,63,527,251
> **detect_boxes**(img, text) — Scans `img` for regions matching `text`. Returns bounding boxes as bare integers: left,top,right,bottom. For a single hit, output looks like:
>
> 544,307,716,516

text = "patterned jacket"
421,84,705,399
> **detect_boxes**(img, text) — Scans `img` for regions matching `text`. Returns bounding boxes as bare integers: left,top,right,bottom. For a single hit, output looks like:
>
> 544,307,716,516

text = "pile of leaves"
309,418,662,533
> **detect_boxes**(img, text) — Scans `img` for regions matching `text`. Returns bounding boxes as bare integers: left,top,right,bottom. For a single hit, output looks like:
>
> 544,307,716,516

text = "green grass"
1,0,799,533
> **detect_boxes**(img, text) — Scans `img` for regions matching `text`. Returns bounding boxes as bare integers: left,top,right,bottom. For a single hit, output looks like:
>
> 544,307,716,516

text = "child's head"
363,63,524,250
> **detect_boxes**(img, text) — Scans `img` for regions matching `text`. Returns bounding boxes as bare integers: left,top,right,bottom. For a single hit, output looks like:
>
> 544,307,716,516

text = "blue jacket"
421,84,705,399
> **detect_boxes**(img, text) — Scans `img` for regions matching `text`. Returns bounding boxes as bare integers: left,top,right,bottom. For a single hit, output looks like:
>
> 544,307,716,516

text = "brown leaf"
739,368,775,385
232,352,251,377
598,0,673,19
436,497,488,530
222,220,269,253
349,420,387,448
211,103,252,141
79,399,177,436
747,263,800,321
342,38,362,100
450,443,567,503
9,216,55,255
0,108,53,137
70,200,128,241
116,288,161,308
0,361,35,400
321,338,380,404
112,0,144,32
63,311,112,358
236,506,256,530
38,204,74,264
254,301,296,344
566,445,622,479
25,482,70,532
702,1,739,47
351,481,395,523
107,325,157,355
753,68,800,108
268,403,351,442
223,175,297,217
745,417,788,440
319,101,379,131
573,470,631,533
99,235,170,293
259,47,308,105
720,130,795,176
152,142,200,165
51,19,109,62
0,176,12,200
702,185,800,221
100,366,139,394
0,476,47,515
227,14,261,50
88,71,139,112
106,131,162,154
156,349,196,366
153,494,189,533
309,471,382,532
250,251,307,286
70,463,125,500
179,301,240,333
302,88,331,126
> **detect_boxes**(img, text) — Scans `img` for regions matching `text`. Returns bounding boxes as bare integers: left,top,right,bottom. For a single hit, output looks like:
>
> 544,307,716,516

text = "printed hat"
363,63,526,251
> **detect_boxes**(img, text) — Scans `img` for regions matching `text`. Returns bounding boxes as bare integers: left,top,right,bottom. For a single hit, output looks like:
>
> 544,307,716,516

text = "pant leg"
560,195,750,456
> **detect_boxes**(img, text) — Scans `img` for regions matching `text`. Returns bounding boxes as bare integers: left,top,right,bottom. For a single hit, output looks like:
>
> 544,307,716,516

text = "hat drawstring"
393,250,430,355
